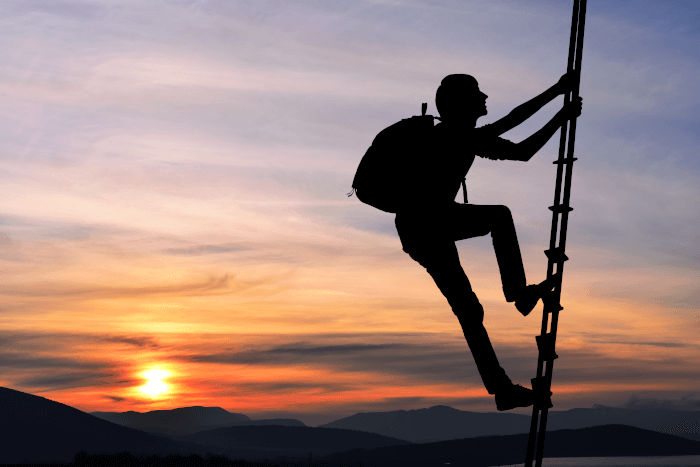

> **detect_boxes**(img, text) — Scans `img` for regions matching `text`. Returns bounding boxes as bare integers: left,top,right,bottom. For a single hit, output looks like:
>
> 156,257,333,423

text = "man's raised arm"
488,72,575,137
512,96,582,162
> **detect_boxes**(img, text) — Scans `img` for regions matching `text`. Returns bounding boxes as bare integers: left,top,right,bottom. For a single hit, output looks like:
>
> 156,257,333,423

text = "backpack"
348,103,439,213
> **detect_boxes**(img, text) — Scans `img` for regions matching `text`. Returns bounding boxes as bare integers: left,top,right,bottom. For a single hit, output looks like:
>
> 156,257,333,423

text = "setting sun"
140,369,171,398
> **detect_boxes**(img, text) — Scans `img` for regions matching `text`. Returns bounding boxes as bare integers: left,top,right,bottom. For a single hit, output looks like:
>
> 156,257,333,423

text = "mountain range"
3,386,700,465
91,401,700,444
92,406,304,436
318,404,700,443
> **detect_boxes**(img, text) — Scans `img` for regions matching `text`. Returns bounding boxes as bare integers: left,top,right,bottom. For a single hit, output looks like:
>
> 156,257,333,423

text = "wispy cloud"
0,273,290,299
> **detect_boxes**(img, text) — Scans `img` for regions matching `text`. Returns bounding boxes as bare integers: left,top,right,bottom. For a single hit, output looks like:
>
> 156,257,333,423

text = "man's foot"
514,276,558,316
495,383,534,411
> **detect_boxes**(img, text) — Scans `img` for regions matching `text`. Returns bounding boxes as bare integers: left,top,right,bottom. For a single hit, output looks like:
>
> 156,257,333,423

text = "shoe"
515,276,558,316
495,383,534,411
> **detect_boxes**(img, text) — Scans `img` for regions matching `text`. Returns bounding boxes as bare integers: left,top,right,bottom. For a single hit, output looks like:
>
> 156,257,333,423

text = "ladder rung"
544,248,569,263
553,157,578,164
536,333,559,361
542,290,564,314
531,377,554,409
548,205,573,213
543,300,564,314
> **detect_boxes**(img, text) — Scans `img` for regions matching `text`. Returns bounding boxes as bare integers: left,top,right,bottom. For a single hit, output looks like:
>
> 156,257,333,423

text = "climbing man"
394,73,582,411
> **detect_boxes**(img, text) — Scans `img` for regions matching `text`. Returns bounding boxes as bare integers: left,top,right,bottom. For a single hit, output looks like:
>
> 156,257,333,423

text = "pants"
395,202,527,394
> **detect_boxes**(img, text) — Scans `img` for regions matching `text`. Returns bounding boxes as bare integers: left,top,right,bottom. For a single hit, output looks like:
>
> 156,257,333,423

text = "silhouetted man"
395,73,582,410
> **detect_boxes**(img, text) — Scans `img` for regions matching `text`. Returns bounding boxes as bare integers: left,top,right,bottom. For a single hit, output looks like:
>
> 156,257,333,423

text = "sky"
0,0,698,427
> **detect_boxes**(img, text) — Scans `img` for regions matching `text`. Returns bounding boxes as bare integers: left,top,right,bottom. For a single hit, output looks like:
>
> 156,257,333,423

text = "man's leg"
404,242,511,395
395,213,535,410
449,204,527,302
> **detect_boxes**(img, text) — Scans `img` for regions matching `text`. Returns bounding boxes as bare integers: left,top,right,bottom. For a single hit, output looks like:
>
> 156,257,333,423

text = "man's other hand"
564,96,583,120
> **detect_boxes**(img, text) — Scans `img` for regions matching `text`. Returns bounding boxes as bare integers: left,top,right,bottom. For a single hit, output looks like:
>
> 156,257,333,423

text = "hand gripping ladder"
525,1,587,466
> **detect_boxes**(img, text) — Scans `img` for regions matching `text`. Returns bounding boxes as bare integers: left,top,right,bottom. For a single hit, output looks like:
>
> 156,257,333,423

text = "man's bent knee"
495,205,512,219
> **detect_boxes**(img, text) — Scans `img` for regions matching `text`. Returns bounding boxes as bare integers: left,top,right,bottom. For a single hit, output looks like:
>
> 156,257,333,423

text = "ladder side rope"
525,1,587,466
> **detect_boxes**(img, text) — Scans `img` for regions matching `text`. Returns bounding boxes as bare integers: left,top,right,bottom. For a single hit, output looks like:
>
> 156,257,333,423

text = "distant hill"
611,395,700,411
320,404,700,443
171,425,412,459
320,405,532,442
320,424,700,467
548,406,700,442
92,406,305,436
0,387,225,464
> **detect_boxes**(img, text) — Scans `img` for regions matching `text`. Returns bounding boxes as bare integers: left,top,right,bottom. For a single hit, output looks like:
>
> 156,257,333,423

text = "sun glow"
139,369,171,398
